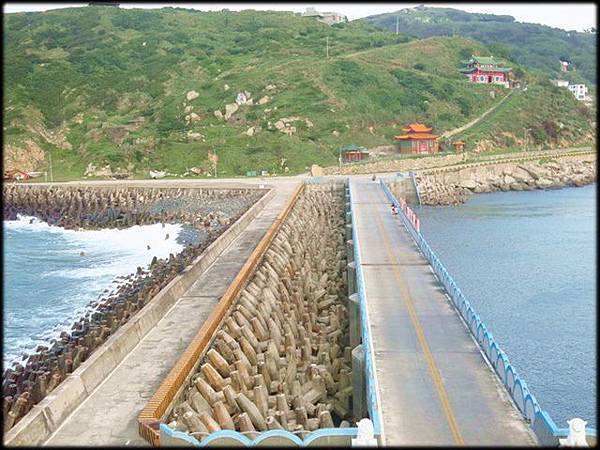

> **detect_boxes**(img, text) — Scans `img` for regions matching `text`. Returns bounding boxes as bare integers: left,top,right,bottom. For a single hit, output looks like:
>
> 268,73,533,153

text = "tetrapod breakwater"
139,182,361,446
2,184,264,435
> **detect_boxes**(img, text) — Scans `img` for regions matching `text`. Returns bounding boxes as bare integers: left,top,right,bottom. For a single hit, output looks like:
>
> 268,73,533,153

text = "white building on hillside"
551,80,591,103
567,84,588,101
303,7,347,25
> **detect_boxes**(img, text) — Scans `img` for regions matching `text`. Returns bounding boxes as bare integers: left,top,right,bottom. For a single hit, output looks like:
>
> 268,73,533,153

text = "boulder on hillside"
214,110,224,120
310,165,323,177
186,90,199,101
224,103,239,120
258,95,270,105
85,163,113,178
187,131,204,140
112,167,132,179
149,170,166,179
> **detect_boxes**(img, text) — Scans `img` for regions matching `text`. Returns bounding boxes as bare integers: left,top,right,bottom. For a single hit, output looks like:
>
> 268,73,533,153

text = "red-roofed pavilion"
394,123,440,154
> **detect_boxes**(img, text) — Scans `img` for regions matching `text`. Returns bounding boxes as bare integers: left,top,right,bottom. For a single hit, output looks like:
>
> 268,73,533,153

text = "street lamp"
523,128,532,152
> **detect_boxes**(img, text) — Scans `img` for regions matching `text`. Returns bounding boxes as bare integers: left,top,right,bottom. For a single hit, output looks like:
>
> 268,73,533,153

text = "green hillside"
3,7,595,179
362,6,597,86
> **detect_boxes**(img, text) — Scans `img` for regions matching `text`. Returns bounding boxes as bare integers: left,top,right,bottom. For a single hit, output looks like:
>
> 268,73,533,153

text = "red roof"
402,123,432,133
394,133,439,140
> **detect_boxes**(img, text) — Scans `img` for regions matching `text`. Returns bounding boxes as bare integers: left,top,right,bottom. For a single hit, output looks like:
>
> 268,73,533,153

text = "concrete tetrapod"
166,186,353,439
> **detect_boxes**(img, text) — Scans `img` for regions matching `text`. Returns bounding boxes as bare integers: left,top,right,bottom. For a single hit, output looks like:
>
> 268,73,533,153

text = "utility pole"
326,36,329,59
48,152,54,182
395,16,399,35
523,128,531,152
339,146,342,172
214,148,218,178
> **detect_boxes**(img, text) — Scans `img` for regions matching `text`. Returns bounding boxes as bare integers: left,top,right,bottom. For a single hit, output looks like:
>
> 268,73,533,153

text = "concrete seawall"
322,147,592,176
416,152,596,206
3,187,274,446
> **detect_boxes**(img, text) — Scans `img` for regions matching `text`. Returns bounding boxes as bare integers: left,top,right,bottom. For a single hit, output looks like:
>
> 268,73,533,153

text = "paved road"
43,182,299,446
350,177,537,446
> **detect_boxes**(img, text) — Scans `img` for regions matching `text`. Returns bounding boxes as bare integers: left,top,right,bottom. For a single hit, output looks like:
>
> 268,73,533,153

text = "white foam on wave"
6,214,185,279
4,215,187,366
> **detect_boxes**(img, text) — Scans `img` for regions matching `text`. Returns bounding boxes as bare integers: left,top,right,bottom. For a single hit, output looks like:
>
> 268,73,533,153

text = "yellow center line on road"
367,186,465,446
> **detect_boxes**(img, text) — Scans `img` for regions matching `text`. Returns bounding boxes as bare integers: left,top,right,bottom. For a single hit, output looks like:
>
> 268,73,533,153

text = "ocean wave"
3,216,188,367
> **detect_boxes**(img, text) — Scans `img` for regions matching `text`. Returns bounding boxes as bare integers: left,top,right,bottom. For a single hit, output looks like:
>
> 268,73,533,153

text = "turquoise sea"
416,183,596,428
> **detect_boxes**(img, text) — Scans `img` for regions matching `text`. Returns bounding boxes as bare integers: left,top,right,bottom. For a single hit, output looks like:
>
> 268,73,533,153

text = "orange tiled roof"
402,123,432,133
394,133,439,140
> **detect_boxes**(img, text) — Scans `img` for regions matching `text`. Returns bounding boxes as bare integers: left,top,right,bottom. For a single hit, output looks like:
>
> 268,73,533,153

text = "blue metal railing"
379,179,596,445
348,181,383,436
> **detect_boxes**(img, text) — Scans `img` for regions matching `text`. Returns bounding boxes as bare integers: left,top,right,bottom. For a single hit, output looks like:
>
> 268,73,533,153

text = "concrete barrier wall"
380,179,597,445
3,188,274,447
138,184,305,446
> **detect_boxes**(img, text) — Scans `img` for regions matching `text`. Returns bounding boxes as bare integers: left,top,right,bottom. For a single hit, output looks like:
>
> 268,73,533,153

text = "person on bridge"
391,204,398,216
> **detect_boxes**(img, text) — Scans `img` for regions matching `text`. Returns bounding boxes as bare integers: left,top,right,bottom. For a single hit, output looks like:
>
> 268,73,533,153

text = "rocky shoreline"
2,185,264,432
416,157,596,206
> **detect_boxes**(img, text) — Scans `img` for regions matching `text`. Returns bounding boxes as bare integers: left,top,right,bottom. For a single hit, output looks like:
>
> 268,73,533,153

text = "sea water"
416,183,596,428
3,215,186,367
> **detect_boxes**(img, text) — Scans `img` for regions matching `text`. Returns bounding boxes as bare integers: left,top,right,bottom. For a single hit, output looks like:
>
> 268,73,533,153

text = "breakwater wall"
3,185,263,230
322,147,592,176
381,179,597,446
2,185,268,443
415,152,596,206
140,183,356,446
142,186,352,440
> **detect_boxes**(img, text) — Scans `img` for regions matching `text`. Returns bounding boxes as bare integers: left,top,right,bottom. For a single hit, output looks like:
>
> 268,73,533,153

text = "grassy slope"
362,6,597,86
3,7,595,179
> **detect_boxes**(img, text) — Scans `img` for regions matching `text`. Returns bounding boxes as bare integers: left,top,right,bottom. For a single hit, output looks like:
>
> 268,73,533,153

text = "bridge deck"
351,178,536,446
